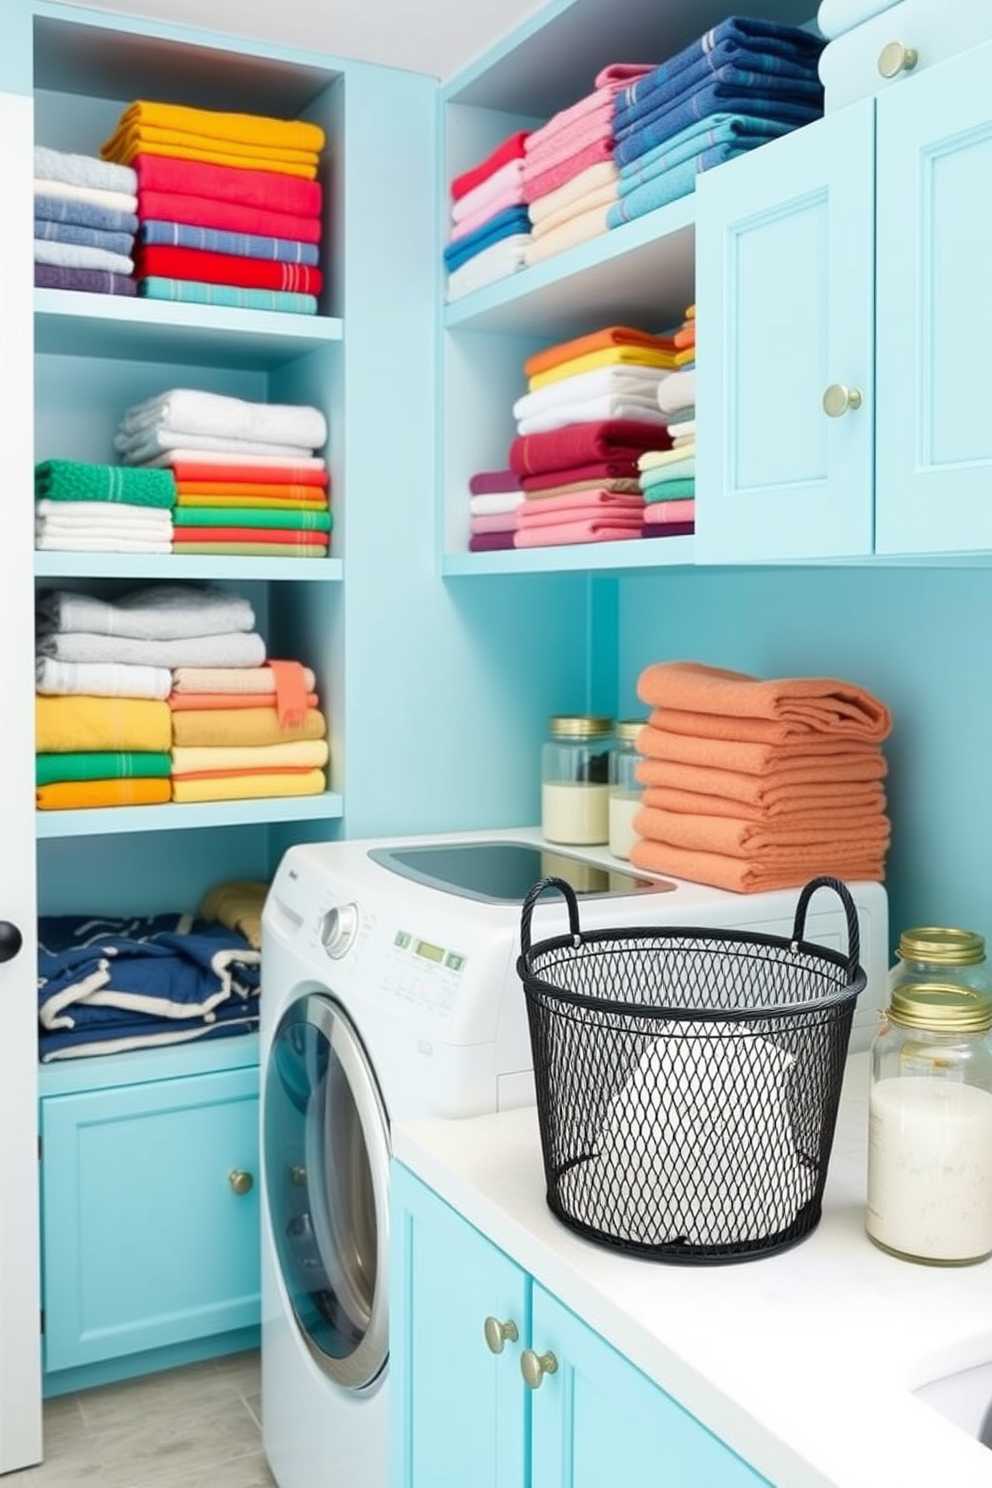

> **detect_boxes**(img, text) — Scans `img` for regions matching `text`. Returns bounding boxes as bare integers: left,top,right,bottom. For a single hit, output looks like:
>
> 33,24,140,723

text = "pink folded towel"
525,111,615,175
450,184,528,242
643,499,696,524
514,518,641,547
523,139,616,204
518,489,644,522
452,157,526,224
470,511,520,535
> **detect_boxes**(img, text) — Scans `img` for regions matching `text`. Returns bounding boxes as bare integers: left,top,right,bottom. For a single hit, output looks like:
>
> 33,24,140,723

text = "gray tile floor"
14,1351,277,1487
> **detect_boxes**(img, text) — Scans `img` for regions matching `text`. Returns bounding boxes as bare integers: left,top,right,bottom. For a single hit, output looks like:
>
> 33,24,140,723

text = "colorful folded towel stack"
444,131,532,301
100,100,325,315
33,145,138,297
522,62,656,268
641,303,696,538
505,324,692,548
37,908,261,1061
115,388,331,557
34,459,177,554
608,18,825,230
628,660,893,893
466,468,523,552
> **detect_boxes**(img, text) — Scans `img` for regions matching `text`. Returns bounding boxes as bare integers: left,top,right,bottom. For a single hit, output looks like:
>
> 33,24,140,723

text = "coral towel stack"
100,101,325,314
629,660,893,893
34,146,138,297
116,389,331,557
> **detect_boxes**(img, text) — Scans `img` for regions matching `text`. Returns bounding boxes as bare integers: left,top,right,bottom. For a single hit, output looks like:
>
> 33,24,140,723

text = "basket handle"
792,876,861,981
519,876,581,957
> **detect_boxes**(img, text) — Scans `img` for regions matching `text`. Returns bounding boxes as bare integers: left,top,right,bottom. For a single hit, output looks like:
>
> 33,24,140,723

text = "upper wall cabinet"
696,38,992,563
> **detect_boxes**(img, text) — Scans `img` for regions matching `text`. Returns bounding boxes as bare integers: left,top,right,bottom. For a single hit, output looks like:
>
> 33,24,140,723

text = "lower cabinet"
39,1037,261,1395
390,1161,773,1488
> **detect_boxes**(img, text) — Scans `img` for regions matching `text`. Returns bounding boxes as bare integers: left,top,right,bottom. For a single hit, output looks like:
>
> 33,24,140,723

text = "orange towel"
168,691,319,712
641,783,887,823
633,805,891,860
176,483,329,502
524,326,679,380
36,778,171,810
171,706,326,749
629,837,886,894
635,757,888,805
636,724,886,778
636,661,892,744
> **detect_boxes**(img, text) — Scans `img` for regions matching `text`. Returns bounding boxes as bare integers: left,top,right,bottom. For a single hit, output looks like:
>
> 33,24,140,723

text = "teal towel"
34,460,176,508
642,476,696,502
137,276,318,316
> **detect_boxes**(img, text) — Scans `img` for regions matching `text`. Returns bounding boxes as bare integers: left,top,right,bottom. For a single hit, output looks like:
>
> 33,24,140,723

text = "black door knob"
0,922,23,962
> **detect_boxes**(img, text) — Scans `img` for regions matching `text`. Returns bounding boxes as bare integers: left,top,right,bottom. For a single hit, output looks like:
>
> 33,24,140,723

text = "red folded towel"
134,153,322,216
138,188,322,244
134,245,322,294
509,420,673,478
451,131,531,202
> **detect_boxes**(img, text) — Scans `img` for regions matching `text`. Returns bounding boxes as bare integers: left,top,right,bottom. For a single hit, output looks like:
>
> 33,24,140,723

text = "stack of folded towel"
640,304,696,538
115,389,331,557
522,62,655,268
507,324,689,547
466,468,524,553
608,18,825,230
99,101,324,315
444,131,533,301
629,660,893,893
37,905,261,1061
34,146,138,297
34,460,176,554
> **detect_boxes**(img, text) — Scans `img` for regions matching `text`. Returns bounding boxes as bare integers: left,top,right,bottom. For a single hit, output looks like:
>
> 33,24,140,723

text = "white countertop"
392,1052,992,1488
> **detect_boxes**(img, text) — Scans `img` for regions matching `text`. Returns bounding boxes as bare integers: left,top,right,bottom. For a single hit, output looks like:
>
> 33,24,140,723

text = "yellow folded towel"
107,123,320,169
172,770,325,804
171,706,327,749
102,138,319,179
199,879,269,949
36,695,172,754
171,740,329,774
103,100,325,153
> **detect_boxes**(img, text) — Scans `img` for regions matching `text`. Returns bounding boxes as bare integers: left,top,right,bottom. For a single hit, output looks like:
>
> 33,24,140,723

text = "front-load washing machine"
259,826,888,1488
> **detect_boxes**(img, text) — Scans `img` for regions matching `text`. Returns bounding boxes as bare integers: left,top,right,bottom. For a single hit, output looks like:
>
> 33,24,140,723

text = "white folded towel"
35,534,173,554
36,630,268,669
37,584,257,641
115,429,316,465
517,398,670,436
35,657,173,700
142,448,327,471
469,491,524,517
33,179,139,216
119,389,327,453
514,365,671,421
34,239,134,274
445,235,530,301
34,145,137,197
656,370,696,416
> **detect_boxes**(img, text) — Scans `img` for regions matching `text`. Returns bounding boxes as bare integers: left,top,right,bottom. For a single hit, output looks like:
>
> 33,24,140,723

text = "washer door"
264,992,390,1390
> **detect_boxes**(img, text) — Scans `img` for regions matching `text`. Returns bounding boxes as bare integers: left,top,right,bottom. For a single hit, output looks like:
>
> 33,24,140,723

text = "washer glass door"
264,992,390,1389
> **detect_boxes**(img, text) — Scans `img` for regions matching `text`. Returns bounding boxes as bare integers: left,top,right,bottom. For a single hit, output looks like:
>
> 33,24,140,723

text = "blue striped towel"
34,219,135,256
137,276,318,316
139,219,320,266
614,89,821,170
617,113,796,196
34,192,138,234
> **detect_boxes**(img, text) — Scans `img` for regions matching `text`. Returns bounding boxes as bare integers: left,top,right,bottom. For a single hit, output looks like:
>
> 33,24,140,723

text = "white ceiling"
67,0,550,82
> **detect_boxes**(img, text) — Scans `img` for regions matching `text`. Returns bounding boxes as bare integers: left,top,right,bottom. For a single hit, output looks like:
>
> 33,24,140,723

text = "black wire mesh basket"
517,874,866,1264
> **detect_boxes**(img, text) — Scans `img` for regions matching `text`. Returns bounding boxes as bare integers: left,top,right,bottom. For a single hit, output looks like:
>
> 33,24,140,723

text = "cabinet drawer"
40,1065,260,1374
820,0,992,111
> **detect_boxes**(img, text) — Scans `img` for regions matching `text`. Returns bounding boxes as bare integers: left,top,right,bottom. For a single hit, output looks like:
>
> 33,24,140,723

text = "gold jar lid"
887,981,992,1033
897,926,987,966
614,719,645,745
548,715,614,739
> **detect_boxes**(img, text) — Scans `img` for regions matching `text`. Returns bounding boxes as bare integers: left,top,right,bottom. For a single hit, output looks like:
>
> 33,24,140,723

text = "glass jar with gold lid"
541,715,615,846
867,980,992,1264
888,926,992,1001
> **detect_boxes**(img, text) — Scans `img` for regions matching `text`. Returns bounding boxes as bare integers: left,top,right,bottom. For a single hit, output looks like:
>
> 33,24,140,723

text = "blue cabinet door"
695,103,876,562
529,1284,772,1488
874,40,992,554
390,1162,529,1488
40,1066,260,1373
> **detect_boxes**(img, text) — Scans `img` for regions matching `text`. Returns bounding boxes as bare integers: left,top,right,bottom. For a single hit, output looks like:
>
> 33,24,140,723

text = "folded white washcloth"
119,389,327,453
34,145,137,197
35,535,173,555
35,657,173,699
34,239,134,274
469,491,525,517
36,583,257,641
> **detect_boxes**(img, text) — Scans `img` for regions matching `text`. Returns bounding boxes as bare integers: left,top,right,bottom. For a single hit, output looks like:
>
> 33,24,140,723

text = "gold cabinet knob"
483,1316,519,1355
878,41,918,78
520,1348,558,1390
290,1164,308,1186
228,1169,254,1196
822,383,863,418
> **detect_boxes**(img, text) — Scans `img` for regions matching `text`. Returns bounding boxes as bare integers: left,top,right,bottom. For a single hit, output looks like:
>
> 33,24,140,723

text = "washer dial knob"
319,902,360,958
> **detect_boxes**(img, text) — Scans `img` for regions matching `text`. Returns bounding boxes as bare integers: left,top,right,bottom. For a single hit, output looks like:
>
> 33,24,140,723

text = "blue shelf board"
34,289,343,369
34,553,343,583
441,534,695,576
39,1035,261,1096
36,793,344,839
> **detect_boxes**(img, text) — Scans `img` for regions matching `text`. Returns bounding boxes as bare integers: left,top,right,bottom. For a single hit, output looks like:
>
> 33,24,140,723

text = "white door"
0,89,42,1475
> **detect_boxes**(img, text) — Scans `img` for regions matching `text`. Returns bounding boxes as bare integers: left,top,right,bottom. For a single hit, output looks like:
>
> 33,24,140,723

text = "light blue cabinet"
390,1161,773,1488
696,40,992,563
39,1038,261,1395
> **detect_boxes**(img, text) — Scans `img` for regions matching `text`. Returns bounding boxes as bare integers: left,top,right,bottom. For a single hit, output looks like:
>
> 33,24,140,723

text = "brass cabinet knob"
822,383,863,418
483,1316,519,1355
878,41,918,78
228,1169,254,1196
520,1347,558,1390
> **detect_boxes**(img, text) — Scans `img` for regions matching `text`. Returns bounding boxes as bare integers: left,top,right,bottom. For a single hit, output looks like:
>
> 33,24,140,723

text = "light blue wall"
617,563,992,953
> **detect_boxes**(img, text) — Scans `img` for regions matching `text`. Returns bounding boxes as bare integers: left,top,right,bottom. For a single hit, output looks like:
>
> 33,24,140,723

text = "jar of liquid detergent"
866,981,992,1265
541,716,615,846
607,720,645,860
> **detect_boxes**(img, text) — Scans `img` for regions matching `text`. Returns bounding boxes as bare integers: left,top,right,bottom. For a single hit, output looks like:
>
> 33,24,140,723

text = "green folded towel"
36,751,172,786
642,477,696,502
172,507,332,530
34,460,176,508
